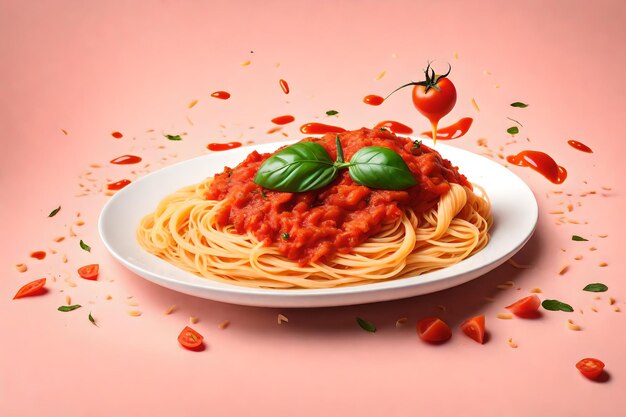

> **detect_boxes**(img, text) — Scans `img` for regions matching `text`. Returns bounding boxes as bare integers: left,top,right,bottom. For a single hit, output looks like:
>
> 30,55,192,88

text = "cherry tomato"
178,326,204,350
416,317,452,344
13,278,46,299
412,76,457,123
576,358,605,380
78,264,99,280
460,315,485,344
506,295,541,318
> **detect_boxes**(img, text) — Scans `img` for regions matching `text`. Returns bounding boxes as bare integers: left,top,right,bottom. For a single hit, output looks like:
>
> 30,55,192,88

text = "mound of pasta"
137,128,492,289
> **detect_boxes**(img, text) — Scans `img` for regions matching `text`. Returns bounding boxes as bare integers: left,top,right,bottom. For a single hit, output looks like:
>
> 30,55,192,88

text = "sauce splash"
506,150,567,184
300,123,346,135
420,118,473,140
279,79,290,94
374,121,413,135
110,155,142,165
207,142,242,151
271,115,295,125
111,131,123,139
363,95,384,106
30,251,46,260
107,179,132,190
567,140,593,153
210,91,231,100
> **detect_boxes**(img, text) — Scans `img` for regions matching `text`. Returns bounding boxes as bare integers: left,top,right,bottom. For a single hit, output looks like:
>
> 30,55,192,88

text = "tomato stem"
385,61,452,99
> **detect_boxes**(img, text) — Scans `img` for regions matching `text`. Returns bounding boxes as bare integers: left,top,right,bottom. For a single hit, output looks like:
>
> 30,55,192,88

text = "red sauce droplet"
299,123,347,135
567,140,593,153
363,95,384,106
279,79,290,94
110,155,142,165
107,179,132,190
211,91,231,100
30,251,46,260
271,115,295,125
506,150,567,184
111,131,123,139
373,120,414,135
421,118,473,140
207,142,242,151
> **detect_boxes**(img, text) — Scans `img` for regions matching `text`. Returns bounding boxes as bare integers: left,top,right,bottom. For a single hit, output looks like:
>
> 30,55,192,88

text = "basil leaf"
254,142,338,192
511,102,529,108
326,110,339,116
58,304,82,312
356,317,377,333
348,146,416,190
572,235,588,241
165,134,182,141
583,283,608,292
48,206,61,217
541,299,574,312
507,126,519,135
80,240,91,252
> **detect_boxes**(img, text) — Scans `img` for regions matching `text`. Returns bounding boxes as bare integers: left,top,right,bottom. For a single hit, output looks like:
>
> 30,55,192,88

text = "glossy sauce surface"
210,91,231,99
271,115,295,125
374,120,414,135
300,123,346,134
30,251,46,260
107,179,132,190
567,140,593,153
207,142,242,151
363,95,384,106
110,155,142,165
420,118,473,140
279,79,290,94
506,150,567,184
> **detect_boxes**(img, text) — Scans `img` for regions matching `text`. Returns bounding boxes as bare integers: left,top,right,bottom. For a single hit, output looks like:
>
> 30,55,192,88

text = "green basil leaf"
348,146,416,190
48,206,61,217
165,134,182,141
254,142,338,192
511,102,529,108
541,299,574,312
507,126,519,135
79,240,91,252
572,235,588,241
356,317,377,333
583,283,608,292
326,110,339,116
58,304,82,312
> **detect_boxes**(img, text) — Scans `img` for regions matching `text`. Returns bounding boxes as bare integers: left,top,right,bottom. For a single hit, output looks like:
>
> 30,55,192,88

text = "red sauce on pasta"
206,128,470,264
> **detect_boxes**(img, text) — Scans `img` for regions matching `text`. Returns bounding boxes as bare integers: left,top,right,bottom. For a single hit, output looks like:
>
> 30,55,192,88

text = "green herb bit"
411,140,422,150
165,134,182,141
583,283,608,292
58,304,82,312
48,206,61,217
326,110,339,116
281,233,290,240
88,312,98,326
507,126,519,135
541,299,574,312
79,240,91,252
356,317,377,333
261,189,267,199
572,235,588,241
511,102,529,108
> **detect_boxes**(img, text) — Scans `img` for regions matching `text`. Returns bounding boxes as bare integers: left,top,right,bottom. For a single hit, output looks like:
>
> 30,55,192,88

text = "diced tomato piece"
178,326,204,350
13,278,46,299
460,315,485,344
417,317,452,344
78,264,99,280
576,358,605,380
506,295,541,318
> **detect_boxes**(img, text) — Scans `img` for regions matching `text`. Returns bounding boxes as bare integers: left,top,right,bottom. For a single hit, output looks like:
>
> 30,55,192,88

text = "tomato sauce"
300,123,346,134
206,128,470,264
363,95,384,106
567,140,593,153
210,91,231,100
420,117,473,140
110,155,142,165
271,115,295,125
107,179,131,190
279,79,290,94
506,150,567,184
374,120,413,134
30,251,46,260
111,131,123,139
207,142,242,151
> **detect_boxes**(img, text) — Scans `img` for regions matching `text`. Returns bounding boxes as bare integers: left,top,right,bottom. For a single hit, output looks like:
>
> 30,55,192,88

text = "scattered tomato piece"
506,295,541,318
460,315,485,344
416,317,452,344
78,264,99,280
576,358,605,380
178,326,204,350
13,278,46,299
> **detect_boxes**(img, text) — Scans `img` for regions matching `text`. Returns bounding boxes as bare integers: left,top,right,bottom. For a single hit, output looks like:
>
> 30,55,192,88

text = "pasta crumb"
609,297,616,305
507,338,518,348
497,313,513,320
15,263,27,273
598,262,608,267
164,304,177,315
395,317,408,328
127,310,142,317
277,313,289,324
567,319,581,331
189,316,199,324
558,265,569,275
218,320,230,329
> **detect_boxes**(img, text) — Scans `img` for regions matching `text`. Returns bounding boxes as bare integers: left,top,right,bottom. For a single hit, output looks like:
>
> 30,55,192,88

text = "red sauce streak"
271,115,295,125
300,123,346,135
211,91,231,100
206,128,470,265
107,179,131,190
30,251,46,260
506,150,567,184
421,118,473,140
567,140,593,153
279,79,290,94
363,95,384,106
110,155,142,165
111,131,123,139
374,120,414,135
208,142,242,151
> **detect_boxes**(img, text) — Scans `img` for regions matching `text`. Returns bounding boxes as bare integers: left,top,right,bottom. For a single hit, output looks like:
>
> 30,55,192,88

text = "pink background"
2,1,625,416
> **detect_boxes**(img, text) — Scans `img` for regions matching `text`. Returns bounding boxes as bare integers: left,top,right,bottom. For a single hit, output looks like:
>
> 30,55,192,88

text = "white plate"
99,139,538,308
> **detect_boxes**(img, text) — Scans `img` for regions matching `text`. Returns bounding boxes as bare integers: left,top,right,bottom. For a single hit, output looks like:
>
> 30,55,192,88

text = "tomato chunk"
13,278,46,299
506,295,541,318
460,315,485,344
78,264,99,280
417,317,452,344
178,326,204,350
576,358,605,380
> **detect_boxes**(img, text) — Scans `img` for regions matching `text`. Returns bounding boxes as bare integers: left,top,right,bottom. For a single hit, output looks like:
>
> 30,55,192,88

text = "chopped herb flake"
572,235,588,241
165,134,183,141
281,233,290,240
541,299,574,312
411,140,422,150
48,206,61,217
583,283,608,292
511,102,529,108
58,304,82,312
507,126,519,135
261,189,267,199
79,240,91,252
88,312,98,326
326,110,339,116
356,317,377,332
